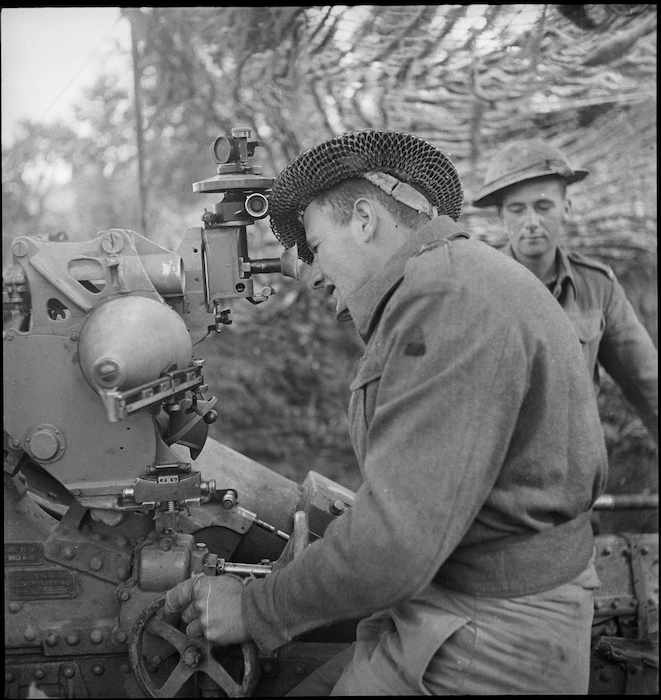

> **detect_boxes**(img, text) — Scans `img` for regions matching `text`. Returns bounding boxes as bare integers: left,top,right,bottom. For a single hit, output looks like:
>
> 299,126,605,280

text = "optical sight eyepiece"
245,193,270,219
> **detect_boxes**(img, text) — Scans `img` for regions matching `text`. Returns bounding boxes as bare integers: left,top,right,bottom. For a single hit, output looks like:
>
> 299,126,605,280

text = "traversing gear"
268,130,463,264
472,139,589,208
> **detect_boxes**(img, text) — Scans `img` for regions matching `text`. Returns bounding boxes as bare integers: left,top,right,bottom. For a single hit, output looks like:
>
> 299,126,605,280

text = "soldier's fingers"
163,574,204,615
186,619,204,639
181,602,199,625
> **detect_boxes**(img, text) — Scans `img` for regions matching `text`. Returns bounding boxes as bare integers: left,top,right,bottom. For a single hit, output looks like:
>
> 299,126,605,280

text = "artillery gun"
3,128,658,697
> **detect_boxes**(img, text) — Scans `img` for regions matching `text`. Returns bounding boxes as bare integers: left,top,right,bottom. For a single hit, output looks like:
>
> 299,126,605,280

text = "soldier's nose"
524,209,541,229
308,259,324,290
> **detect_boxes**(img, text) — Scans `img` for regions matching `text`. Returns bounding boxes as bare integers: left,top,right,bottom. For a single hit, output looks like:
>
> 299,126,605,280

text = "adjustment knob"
204,409,218,424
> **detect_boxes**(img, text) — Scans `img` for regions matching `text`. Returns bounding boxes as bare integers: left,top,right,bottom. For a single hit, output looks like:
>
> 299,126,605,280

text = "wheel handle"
129,595,260,698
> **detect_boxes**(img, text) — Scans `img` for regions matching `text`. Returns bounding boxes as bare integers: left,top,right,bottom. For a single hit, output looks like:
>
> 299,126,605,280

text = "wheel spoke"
202,657,242,696
155,659,195,698
146,616,188,653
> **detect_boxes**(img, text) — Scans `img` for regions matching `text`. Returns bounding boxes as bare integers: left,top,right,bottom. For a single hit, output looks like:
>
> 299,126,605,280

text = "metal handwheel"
129,594,260,698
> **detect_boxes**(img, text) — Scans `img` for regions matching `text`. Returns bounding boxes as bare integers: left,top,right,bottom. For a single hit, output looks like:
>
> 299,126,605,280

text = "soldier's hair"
314,178,432,229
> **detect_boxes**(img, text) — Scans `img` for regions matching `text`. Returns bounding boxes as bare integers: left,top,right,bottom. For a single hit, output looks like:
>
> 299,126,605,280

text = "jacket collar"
345,216,469,340
501,242,576,299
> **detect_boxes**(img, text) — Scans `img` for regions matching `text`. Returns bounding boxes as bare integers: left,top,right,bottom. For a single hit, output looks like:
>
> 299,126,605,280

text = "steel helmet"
269,130,463,264
472,139,589,208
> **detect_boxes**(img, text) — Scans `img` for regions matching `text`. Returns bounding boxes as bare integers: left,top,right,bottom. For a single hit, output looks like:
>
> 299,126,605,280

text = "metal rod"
217,560,273,577
593,494,659,511
252,517,291,541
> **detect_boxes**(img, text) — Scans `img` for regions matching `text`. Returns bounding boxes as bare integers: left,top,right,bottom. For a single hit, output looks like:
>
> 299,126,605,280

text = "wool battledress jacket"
242,216,608,653
501,242,658,444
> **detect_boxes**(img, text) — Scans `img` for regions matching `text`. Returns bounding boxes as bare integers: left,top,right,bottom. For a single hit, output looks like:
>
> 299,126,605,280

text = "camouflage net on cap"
269,130,464,264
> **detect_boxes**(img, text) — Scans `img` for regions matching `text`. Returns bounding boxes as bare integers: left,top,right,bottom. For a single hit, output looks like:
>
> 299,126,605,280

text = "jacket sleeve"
241,285,528,652
597,276,658,445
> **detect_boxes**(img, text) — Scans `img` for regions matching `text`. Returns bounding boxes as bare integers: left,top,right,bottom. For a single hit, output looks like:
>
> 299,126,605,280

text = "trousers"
287,557,600,696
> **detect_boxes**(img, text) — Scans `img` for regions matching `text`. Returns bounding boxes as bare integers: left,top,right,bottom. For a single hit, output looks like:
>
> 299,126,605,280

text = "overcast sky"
1,6,131,145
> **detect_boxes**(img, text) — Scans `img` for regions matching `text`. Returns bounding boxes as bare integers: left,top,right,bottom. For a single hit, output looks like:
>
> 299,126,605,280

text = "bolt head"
62,666,75,679
101,230,124,254
182,645,204,667
12,239,29,257
329,500,346,515
221,490,237,509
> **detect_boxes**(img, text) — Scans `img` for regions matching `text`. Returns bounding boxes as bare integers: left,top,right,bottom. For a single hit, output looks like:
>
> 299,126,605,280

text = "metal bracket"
99,364,204,422
625,534,658,642
43,501,133,585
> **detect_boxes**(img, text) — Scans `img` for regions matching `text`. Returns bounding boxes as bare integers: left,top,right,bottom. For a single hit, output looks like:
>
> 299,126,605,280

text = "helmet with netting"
269,130,464,264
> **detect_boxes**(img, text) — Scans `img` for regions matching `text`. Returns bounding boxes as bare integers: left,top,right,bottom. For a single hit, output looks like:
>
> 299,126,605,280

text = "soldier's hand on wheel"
163,573,250,646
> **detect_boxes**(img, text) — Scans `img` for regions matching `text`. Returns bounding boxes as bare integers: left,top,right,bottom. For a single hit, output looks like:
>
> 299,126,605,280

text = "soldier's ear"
353,197,378,243
562,196,572,222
